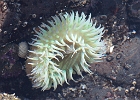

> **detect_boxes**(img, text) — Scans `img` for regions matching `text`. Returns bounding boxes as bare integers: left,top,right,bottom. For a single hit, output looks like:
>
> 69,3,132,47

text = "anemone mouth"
26,11,106,91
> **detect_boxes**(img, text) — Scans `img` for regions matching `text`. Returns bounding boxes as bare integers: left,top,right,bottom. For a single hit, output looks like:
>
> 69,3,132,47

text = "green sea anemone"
26,11,106,91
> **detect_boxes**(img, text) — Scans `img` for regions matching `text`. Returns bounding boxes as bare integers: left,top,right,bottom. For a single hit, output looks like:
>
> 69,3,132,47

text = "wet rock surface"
0,43,22,78
0,0,140,99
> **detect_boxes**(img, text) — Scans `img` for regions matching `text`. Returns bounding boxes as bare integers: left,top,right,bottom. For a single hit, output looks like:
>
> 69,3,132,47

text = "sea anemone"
26,11,106,91
0,93,21,100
